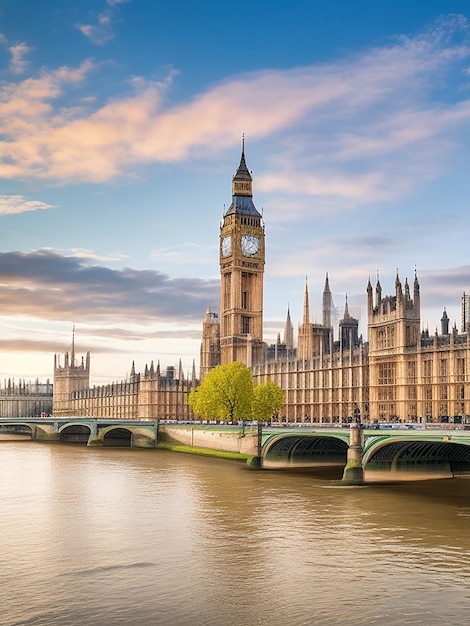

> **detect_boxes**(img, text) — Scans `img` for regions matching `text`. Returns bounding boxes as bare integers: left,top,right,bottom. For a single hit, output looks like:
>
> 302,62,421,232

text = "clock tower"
219,142,266,367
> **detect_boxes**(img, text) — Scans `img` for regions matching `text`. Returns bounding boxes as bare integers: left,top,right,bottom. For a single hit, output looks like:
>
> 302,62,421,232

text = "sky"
2,0,470,385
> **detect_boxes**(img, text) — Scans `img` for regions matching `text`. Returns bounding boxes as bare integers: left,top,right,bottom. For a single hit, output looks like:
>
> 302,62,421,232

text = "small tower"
322,273,334,328
200,306,221,380
219,139,266,367
441,307,449,335
283,306,294,350
297,278,313,359
339,295,359,349
461,291,470,332
53,328,90,416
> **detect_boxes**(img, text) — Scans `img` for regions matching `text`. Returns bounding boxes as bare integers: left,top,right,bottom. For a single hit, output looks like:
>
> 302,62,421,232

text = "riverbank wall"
158,425,259,456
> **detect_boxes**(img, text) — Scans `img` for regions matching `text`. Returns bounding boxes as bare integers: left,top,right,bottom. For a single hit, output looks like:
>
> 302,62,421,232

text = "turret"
376,274,382,305
322,273,334,328
367,277,373,315
53,329,90,416
441,308,449,335
283,306,294,350
339,295,359,350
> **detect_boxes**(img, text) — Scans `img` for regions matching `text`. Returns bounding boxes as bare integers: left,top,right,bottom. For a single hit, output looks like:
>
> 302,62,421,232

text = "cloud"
0,195,56,216
9,43,32,74
1,16,470,210
49,248,129,262
0,250,219,323
77,0,131,45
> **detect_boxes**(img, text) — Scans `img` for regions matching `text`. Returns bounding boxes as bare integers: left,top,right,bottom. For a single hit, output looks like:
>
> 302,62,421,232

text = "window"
224,273,231,309
241,316,250,334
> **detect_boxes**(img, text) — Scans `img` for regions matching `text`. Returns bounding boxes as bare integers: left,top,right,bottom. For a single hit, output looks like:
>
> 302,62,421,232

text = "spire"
376,271,382,302
395,269,403,298
71,325,75,367
405,277,410,300
322,273,334,328
225,139,260,217
233,137,252,189
283,306,294,349
441,307,449,335
303,277,310,326
343,294,350,319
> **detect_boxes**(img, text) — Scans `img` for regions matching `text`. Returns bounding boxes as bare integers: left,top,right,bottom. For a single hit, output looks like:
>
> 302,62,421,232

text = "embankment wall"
158,425,258,456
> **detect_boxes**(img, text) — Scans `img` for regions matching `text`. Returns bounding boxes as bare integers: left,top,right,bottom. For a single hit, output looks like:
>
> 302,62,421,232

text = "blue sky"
2,0,470,384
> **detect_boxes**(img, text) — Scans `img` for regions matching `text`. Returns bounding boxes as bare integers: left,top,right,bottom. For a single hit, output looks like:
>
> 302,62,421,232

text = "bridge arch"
59,424,92,444
263,433,349,469
363,437,470,480
90,425,156,448
0,422,34,437
102,427,133,447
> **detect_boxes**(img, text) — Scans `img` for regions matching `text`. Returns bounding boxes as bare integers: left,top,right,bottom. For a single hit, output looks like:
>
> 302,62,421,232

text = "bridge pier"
342,424,364,485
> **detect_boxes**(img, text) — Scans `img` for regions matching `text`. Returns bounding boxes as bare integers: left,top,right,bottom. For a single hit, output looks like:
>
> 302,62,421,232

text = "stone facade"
53,353,196,420
0,379,53,418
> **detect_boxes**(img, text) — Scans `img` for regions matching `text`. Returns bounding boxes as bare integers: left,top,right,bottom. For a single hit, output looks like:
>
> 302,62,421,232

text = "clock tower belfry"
219,142,266,367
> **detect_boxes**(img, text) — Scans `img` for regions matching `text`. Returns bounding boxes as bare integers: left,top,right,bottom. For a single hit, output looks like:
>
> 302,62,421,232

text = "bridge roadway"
1,418,470,483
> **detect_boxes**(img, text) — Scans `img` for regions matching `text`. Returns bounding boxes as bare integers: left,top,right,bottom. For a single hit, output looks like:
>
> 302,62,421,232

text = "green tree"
188,362,254,422
251,380,285,422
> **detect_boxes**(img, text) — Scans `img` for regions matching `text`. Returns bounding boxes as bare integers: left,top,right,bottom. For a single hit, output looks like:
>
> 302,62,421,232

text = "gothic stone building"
54,147,470,424
0,379,53,418
53,337,196,420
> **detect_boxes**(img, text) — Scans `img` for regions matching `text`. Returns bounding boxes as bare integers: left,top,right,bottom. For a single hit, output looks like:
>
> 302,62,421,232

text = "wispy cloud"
9,42,32,74
77,0,131,45
0,195,56,215
1,16,470,212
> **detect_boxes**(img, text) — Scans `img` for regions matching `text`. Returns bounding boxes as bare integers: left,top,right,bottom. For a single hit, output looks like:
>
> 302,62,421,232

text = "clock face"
221,235,232,258
241,234,260,257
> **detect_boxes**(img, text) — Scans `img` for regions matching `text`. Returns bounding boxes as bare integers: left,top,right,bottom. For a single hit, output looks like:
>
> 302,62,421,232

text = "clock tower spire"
219,141,266,367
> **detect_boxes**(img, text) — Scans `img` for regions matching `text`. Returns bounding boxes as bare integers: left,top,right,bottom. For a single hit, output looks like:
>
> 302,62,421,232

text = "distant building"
0,378,53,417
53,346,196,420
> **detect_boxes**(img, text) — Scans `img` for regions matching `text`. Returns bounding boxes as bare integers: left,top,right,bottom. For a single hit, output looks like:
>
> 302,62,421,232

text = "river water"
1,438,469,626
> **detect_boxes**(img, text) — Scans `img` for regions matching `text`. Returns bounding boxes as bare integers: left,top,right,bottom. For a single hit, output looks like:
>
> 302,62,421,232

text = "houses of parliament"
52,147,470,425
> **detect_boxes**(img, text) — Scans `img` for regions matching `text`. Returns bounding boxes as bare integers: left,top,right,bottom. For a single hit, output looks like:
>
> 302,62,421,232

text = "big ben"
219,142,266,366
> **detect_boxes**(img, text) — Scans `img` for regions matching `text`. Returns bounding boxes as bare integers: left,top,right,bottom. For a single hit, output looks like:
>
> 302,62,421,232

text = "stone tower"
200,306,221,380
322,272,334,328
219,141,266,367
53,328,90,416
367,272,421,421
297,277,332,360
339,295,359,349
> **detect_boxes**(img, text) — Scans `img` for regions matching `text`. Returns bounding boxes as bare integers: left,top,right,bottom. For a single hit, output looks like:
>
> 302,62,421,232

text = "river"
1,438,469,625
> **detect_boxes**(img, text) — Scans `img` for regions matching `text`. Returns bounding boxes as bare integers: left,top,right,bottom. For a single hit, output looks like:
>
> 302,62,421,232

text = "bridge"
260,424,470,483
0,417,158,447
1,418,470,484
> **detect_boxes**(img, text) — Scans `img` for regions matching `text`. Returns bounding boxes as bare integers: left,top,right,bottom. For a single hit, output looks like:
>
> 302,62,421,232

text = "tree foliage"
189,362,254,422
189,362,284,424
252,380,285,422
